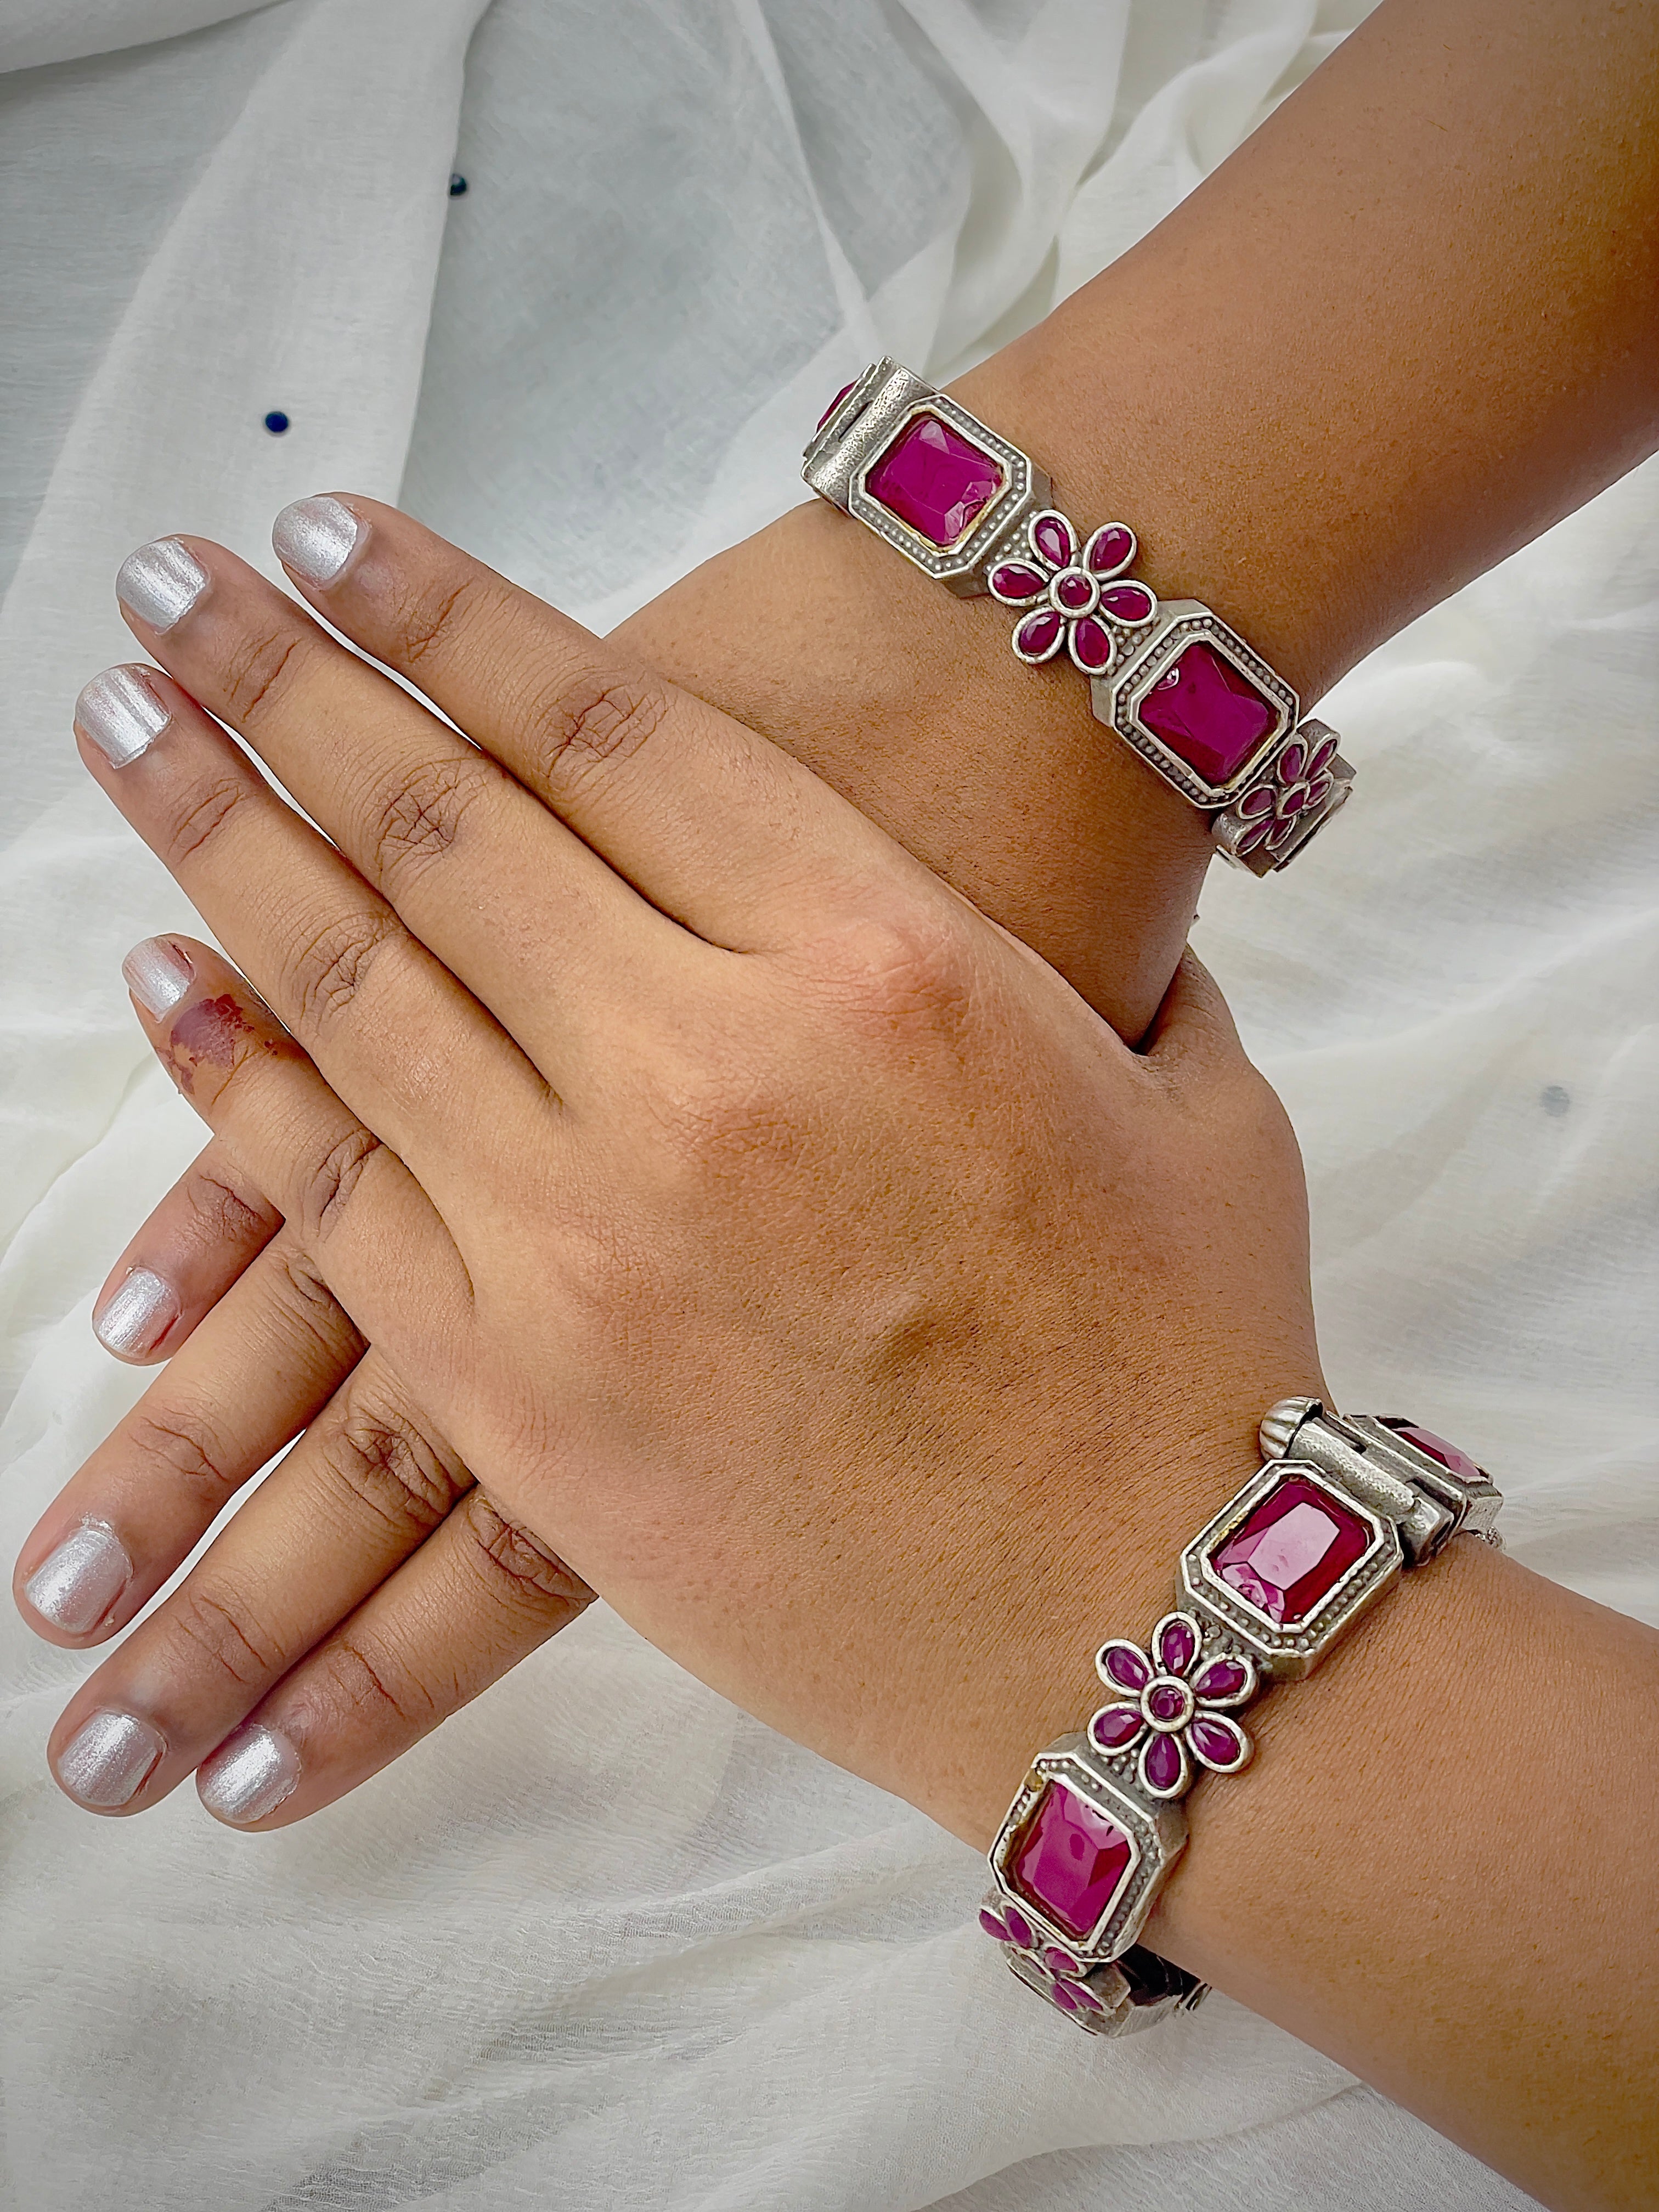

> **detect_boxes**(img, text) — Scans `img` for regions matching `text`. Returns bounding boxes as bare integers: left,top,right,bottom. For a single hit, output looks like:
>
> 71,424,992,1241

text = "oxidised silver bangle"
802,360,1355,876
978,1401,1504,2036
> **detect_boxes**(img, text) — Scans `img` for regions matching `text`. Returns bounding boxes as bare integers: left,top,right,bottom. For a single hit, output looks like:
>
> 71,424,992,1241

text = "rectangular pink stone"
1009,1782,1133,1943
865,411,1003,549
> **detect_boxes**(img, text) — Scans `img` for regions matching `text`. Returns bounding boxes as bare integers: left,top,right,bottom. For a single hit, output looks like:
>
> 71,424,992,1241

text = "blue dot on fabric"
263,410,290,435
449,173,468,196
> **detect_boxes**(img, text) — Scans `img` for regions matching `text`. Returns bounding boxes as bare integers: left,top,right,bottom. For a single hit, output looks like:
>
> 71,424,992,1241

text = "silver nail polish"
75,665,171,768
272,495,364,586
121,936,195,1017
116,537,207,631
93,1265,181,1358
56,1711,163,1808
24,1518,133,1635
198,1723,299,1824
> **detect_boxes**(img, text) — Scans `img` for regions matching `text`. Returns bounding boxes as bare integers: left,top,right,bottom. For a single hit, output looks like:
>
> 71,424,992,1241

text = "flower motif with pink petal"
1228,730,1342,858
977,1894,1116,2022
1088,1612,1257,1801
988,510,1158,677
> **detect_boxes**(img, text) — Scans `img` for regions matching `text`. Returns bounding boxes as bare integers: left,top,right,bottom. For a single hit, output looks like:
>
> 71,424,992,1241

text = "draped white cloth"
2,2,1652,2204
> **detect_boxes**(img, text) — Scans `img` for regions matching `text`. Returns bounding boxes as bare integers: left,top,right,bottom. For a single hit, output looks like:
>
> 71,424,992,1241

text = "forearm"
619,0,1659,1039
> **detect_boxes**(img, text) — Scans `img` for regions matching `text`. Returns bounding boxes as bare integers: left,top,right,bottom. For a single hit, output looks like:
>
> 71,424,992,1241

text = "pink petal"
1266,814,1300,848
1191,1653,1255,1704
979,1907,1014,1943
1069,616,1114,673
1237,819,1274,854
1042,1946,1084,1979
1154,1613,1200,1677
1276,785,1310,817
1308,736,1339,777
1031,512,1076,567
1014,610,1065,662
1084,522,1137,578
1275,741,1306,785
1097,1640,1152,1694
1002,1904,1035,1948
1047,1979,1081,2013
1099,582,1155,624
1188,1714,1252,1773
1303,773,1333,809
1138,1731,1189,1798
1069,1981,1105,2013
1089,1703,1146,1754
989,562,1048,604
1237,782,1276,819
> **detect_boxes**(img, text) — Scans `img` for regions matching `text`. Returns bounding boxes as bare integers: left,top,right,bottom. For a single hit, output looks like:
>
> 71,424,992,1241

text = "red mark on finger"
163,993,280,1097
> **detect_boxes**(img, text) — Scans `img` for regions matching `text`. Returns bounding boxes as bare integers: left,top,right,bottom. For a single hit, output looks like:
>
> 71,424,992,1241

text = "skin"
33,510,1659,2212
10,0,1659,2198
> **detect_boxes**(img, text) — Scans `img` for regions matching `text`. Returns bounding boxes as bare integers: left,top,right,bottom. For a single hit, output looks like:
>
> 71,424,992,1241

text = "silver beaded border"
1176,1458,1404,1683
1090,602,1297,808
802,358,1050,597
986,1737,1187,1964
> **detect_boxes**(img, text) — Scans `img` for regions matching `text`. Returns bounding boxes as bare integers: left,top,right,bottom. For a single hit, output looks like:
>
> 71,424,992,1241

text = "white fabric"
1,2,1651,2204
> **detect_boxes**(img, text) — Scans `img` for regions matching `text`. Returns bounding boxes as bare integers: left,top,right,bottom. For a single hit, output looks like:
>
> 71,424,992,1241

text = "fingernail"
122,936,195,1017
116,537,207,631
24,1517,133,1635
198,1722,299,1824
273,495,364,587
75,665,172,768
93,1265,181,1358
55,1710,163,1808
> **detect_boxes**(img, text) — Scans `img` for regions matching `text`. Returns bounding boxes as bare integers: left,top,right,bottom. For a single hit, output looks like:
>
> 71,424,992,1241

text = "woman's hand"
25,506,1317,1844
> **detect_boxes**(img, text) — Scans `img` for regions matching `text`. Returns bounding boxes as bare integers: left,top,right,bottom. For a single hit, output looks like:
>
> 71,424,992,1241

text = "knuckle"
286,905,403,1036
395,572,494,670
364,753,493,886
804,905,976,1045
318,1385,467,1538
314,1632,429,1730
164,770,254,869
164,1582,278,1690
295,1124,383,1247
216,623,312,730
644,1044,799,1175
183,1160,278,1249
460,1489,590,1610
125,1405,237,1511
528,668,673,797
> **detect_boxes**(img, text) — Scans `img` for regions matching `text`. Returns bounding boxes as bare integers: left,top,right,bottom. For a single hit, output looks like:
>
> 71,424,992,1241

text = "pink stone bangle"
981,1397,1504,2036
802,360,1355,877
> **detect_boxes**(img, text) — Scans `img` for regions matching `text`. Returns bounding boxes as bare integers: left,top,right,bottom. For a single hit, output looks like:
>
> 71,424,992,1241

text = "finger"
16,1229,363,1647
43,1345,487,1813
195,1487,591,1829
269,496,914,947
105,545,700,1075
112,932,475,1396
75,662,550,1198
91,1137,281,1363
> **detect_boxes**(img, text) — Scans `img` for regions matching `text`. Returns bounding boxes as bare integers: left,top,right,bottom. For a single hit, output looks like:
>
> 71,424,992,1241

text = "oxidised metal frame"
1178,1458,1404,1681
987,1736,1186,1964
802,359,1356,874
1090,600,1297,808
801,358,1049,596
985,1399,1505,2038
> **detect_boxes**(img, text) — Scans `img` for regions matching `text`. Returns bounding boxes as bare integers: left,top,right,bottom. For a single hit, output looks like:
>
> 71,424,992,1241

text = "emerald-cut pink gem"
1383,1419,1486,1483
816,381,856,429
865,413,1003,546
1138,641,1278,786
1211,1475,1372,1627
1010,1783,1133,1943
